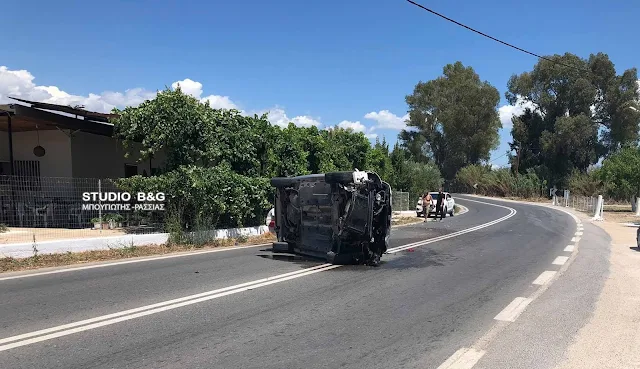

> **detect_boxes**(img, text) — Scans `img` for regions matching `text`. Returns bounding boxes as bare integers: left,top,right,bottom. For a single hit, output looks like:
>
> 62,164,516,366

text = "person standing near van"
435,188,445,221
422,192,432,221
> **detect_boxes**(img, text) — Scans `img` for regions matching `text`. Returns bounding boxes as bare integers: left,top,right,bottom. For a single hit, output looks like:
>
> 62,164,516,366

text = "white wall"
0,129,166,180
0,129,72,177
70,131,166,179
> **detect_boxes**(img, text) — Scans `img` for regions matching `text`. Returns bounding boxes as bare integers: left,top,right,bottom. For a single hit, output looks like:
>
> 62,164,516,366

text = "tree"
112,87,268,175
365,137,394,182
401,61,502,180
507,52,640,187
321,127,371,172
598,147,640,201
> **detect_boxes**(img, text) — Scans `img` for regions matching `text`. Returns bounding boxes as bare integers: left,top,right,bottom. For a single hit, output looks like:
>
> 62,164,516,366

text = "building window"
124,164,138,178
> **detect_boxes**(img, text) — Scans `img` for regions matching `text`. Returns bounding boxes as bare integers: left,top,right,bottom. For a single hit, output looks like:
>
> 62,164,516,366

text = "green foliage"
567,169,603,197
507,52,640,187
115,166,273,232
0,223,7,233
454,165,545,198
597,147,640,200
401,61,502,180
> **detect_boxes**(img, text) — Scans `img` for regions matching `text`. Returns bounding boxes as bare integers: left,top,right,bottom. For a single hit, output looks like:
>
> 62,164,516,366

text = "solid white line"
0,264,342,352
0,243,271,282
564,245,575,252
532,271,557,285
437,347,486,369
387,199,516,254
0,263,333,347
552,256,569,265
494,297,532,322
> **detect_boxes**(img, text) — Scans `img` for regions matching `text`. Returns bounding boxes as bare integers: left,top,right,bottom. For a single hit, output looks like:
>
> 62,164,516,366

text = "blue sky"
1,0,638,167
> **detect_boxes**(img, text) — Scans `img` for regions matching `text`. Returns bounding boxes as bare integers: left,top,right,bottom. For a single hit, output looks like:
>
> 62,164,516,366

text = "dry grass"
0,233,276,274
392,217,424,226
601,211,639,225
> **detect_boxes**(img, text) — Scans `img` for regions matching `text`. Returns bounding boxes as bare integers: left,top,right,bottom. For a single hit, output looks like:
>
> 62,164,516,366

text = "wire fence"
554,191,637,218
0,175,166,245
391,191,411,212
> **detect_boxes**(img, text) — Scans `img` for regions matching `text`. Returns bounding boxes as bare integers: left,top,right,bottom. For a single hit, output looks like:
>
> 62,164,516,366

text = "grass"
0,232,276,274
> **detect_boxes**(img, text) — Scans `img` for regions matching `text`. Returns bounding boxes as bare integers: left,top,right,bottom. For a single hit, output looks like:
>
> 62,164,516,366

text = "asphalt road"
0,196,589,369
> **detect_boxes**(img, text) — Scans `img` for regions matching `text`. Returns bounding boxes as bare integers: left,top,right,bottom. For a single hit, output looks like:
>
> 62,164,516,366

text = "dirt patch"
392,217,424,227
601,211,639,225
0,233,277,274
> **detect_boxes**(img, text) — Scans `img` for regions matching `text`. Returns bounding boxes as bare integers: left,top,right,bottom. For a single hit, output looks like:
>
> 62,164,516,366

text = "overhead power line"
405,0,591,74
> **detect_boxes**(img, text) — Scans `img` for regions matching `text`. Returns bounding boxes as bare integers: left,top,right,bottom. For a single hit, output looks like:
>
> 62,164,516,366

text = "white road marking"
571,237,577,242
552,256,569,265
433,195,583,369
494,297,532,322
0,243,272,282
0,197,516,352
387,199,516,254
0,263,339,352
437,347,486,369
575,231,583,236
532,271,557,285
564,245,575,252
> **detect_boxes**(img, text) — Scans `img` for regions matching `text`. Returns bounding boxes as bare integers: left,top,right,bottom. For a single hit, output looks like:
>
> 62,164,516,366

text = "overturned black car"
269,171,392,266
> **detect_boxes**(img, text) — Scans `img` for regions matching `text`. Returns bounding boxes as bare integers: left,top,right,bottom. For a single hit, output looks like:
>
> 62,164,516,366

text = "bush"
115,165,273,242
453,165,545,198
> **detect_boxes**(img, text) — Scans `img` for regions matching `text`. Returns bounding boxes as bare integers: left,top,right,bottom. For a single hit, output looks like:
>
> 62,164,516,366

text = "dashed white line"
532,271,557,285
564,245,575,252
552,256,569,265
575,231,583,236
494,297,532,322
571,237,577,242
437,347,486,369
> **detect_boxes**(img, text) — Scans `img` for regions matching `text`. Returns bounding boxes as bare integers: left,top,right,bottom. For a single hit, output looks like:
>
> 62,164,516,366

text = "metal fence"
392,191,412,212
0,175,165,245
553,191,637,218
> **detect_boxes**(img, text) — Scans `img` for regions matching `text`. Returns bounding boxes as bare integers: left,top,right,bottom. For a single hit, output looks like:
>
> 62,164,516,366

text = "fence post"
98,179,102,233
592,195,604,221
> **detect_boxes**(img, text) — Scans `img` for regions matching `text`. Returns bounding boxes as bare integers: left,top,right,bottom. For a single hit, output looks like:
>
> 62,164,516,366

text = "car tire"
324,171,355,184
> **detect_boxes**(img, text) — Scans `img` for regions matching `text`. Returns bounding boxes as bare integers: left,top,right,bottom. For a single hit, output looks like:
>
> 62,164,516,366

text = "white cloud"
364,110,409,130
171,78,238,110
251,106,322,128
0,65,391,134
0,66,157,113
338,120,366,132
498,96,536,129
335,120,378,139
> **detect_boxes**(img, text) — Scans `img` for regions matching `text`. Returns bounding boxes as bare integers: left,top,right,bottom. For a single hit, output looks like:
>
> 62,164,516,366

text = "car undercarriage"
269,171,392,266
